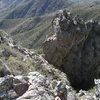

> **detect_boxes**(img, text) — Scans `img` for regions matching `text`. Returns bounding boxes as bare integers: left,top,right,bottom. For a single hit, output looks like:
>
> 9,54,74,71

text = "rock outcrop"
1,71,100,100
17,72,55,100
0,72,72,100
43,9,100,90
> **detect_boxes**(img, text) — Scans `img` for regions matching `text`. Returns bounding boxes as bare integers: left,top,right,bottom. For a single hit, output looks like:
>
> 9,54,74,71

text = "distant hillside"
0,15,53,49
70,1,100,21
5,0,72,19
0,0,24,10
70,1,100,9
0,0,27,19
71,0,100,2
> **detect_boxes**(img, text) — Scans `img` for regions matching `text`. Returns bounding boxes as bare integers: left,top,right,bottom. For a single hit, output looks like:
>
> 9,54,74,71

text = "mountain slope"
71,0,100,2
0,0,26,11
0,15,53,49
5,0,72,18
0,0,27,19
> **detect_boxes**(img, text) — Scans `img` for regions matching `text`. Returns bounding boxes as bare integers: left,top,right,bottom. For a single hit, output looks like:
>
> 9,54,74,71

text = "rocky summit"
43,9,100,90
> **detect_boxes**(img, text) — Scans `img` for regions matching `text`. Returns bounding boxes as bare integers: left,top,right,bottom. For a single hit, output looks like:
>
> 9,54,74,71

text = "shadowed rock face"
43,9,100,90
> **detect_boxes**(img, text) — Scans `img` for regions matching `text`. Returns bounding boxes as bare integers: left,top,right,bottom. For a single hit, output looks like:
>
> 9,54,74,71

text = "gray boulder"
17,72,55,100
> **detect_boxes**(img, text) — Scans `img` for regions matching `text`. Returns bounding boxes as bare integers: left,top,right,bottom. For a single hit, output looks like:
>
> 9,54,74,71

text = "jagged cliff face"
43,9,100,90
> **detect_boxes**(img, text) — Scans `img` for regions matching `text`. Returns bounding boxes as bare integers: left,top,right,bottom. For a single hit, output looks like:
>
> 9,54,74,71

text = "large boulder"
43,9,100,90
13,76,29,96
17,72,55,100
13,72,72,100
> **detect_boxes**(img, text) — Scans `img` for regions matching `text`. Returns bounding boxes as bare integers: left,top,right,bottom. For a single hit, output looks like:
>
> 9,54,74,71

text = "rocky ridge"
0,30,69,82
1,70,100,100
0,30,70,99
